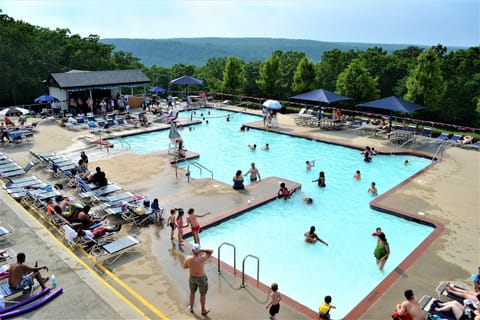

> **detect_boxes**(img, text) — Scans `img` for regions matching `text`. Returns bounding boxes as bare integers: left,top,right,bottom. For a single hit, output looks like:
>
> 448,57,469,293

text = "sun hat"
192,243,201,252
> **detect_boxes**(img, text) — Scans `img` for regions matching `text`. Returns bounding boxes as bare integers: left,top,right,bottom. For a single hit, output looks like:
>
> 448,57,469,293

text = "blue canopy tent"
290,88,352,104
356,96,426,132
34,94,58,104
169,76,203,97
148,86,167,94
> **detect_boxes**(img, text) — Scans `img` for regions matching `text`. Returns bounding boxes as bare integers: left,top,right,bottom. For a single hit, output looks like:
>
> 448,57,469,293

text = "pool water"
122,108,434,318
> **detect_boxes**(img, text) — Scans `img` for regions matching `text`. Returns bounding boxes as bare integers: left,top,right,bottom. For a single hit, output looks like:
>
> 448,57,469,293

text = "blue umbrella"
148,86,167,94
170,76,204,96
34,94,57,103
170,76,203,85
356,96,427,132
290,88,352,104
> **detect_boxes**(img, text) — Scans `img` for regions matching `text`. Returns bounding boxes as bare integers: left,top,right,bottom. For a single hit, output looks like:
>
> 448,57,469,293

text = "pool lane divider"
16,196,168,320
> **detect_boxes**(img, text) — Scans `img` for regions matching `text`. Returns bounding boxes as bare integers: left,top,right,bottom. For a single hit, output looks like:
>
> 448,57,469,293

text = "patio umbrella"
34,94,58,103
262,100,282,110
170,75,203,96
290,88,352,104
0,107,30,116
356,96,426,132
148,86,166,94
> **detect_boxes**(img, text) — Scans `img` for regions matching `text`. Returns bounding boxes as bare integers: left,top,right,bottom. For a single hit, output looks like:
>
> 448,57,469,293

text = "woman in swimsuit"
373,232,390,271
232,170,245,190
176,209,185,245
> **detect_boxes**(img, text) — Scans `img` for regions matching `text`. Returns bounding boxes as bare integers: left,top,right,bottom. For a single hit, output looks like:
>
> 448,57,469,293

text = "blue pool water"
122,108,434,318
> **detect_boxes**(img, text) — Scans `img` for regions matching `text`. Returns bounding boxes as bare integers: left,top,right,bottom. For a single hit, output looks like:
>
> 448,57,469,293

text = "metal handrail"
217,242,236,274
432,141,447,162
241,254,259,288
189,161,214,179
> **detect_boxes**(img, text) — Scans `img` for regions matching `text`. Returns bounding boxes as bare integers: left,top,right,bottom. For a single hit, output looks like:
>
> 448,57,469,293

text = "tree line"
1,14,478,127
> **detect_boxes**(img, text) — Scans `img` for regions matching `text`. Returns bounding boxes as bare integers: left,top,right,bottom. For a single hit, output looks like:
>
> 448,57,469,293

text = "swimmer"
302,192,313,205
277,182,294,199
368,182,378,196
354,170,361,181
312,171,326,188
261,143,270,151
404,160,409,166
248,144,257,150
304,226,328,246
306,160,315,170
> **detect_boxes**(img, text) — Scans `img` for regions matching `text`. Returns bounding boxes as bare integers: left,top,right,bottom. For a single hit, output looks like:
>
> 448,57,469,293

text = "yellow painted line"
16,198,169,320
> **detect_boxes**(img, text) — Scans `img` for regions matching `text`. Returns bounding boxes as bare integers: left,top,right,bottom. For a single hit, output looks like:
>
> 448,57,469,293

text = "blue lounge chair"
436,132,450,142
419,295,457,320
419,127,432,138
0,162,34,178
448,134,462,143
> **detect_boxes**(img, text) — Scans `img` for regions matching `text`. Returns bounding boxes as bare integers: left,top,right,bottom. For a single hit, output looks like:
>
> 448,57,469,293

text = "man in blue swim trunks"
9,253,49,290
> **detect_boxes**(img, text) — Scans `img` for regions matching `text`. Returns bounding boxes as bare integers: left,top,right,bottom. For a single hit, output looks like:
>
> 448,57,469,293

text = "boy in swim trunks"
9,252,49,291
265,282,281,319
167,209,177,240
186,208,211,244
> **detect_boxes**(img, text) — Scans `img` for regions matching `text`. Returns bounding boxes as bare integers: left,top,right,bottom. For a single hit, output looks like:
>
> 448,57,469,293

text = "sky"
1,0,478,47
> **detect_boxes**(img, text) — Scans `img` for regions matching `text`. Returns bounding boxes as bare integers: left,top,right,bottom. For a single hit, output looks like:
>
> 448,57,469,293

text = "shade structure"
148,86,167,94
170,76,203,86
262,100,282,110
290,88,352,104
356,96,426,133
356,96,426,113
34,94,58,103
0,107,30,116
170,75,203,96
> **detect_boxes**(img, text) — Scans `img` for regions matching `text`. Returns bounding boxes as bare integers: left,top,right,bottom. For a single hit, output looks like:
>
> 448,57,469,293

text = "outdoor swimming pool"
122,108,434,318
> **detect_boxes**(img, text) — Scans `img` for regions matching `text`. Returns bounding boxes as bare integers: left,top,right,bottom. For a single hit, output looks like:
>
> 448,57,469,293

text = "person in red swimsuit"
186,208,211,244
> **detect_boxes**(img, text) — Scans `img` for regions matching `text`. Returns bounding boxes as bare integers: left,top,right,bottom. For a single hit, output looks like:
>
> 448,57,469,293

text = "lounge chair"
448,134,462,144
0,162,34,178
79,184,122,202
93,192,134,205
90,235,141,264
419,295,456,320
436,132,450,142
419,127,432,140
463,141,480,150
294,108,307,125
7,175,41,185
62,224,119,254
0,163,22,173
435,281,467,303
0,227,14,246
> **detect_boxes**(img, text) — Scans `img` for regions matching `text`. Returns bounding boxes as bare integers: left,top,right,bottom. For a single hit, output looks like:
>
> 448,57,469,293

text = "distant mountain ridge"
100,37,453,67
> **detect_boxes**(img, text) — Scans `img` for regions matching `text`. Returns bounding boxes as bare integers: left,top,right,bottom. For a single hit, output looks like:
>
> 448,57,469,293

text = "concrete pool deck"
0,105,478,319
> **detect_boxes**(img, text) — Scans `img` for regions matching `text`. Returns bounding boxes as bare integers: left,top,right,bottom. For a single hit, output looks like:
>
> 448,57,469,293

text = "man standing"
9,252,49,290
183,243,212,316
393,289,423,320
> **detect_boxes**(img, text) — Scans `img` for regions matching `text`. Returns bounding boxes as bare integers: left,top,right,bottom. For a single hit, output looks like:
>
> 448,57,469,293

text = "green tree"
195,57,227,92
222,56,246,94
244,61,262,97
317,49,358,91
256,51,285,98
336,59,379,102
112,50,144,69
405,48,447,120
292,56,316,94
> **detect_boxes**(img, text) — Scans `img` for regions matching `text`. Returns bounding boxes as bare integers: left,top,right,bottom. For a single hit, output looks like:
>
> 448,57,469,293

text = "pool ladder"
217,242,260,288
186,161,213,181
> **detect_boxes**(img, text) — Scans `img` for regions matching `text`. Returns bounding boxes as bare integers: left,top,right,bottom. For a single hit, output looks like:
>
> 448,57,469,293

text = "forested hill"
100,37,422,67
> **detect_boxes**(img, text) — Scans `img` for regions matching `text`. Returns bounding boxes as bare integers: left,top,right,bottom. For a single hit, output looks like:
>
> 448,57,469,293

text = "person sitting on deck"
277,182,295,199
4,116,15,127
9,252,49,291
88,166,108,187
